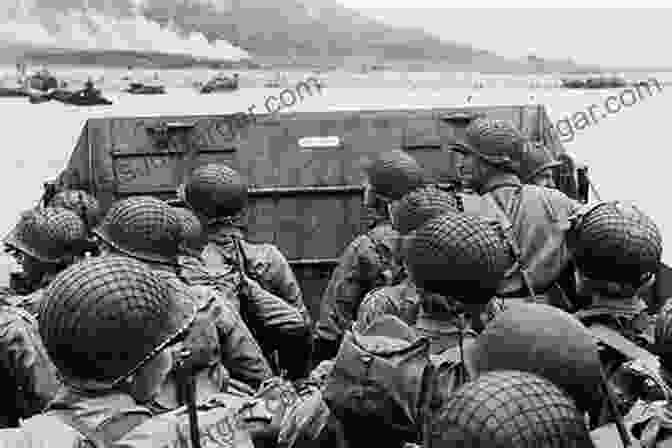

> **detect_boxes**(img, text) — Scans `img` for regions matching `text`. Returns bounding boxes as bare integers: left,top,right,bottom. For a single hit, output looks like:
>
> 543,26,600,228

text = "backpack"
323,315,433,441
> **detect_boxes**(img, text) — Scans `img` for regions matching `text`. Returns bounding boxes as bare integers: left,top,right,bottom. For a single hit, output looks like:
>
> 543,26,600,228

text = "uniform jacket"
0,304,60,428
151,266,275,391
0,389,153,447
460,174,583,296
316,223,405,344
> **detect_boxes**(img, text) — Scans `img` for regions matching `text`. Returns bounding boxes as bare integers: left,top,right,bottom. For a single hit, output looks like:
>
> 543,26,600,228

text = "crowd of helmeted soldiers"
0,116,668,447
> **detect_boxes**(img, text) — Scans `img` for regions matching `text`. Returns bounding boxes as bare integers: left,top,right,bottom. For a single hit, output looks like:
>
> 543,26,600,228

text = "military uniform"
519,141,563,188
315,150,428,360
450,118,583,304
94,197,274,389
183,164,312,379
0,257,198,446
0,304,60,428
118,378,331,448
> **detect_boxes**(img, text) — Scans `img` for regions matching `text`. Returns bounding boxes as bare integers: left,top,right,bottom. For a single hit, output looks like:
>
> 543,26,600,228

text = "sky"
334,4,671,68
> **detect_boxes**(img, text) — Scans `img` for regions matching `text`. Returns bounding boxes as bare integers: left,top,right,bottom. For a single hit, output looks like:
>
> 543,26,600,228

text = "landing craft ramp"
52,105,582,320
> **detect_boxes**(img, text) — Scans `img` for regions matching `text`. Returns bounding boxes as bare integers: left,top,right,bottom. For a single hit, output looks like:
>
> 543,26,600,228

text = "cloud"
1,1,249,60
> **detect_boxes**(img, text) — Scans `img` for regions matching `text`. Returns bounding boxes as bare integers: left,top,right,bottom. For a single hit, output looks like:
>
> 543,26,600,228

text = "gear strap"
484,186,537,299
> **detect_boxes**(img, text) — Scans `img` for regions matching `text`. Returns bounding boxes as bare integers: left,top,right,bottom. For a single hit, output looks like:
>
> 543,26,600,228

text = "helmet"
426,370,593,448
571,201,662,286
4,207,87,264
403,212,510,304
391,185,459,235
519,142,563,183
39,256,197,384
94,196,182,265
47,189,101,233
469,302,603,414
172,206,203,252
184,164,248,219
363,150,428,201
451,118,527,171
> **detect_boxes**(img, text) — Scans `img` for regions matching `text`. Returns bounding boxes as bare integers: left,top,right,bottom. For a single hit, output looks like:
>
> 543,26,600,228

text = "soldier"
182,164,312,380
402,212,510,355
0,300,60,429
0,256,197,445
570,201,661,368
519,141,563,188
425,370,595,448
449,117,584,307
118,311,331,448
355,184,459,331
93,196,274,389
315,149,428,362
3,207,88,313
46,189,102,237
467,302,605,422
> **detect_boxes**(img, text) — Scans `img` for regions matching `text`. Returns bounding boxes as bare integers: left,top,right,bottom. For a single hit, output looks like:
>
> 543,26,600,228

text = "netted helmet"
3,207,87,264
391,185,460,235
93,196,182,265
519,142,563,183
403,212,510,304
184,164,248,219
571,201,662,286
172,206,203,252
47,189,101,233
451,118,527,171
469,302,603,414
363,149,428,201
38,256,197,384
426,370,594,448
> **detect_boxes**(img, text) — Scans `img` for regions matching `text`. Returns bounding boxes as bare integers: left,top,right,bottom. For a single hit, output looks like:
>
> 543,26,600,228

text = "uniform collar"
480,173,522,194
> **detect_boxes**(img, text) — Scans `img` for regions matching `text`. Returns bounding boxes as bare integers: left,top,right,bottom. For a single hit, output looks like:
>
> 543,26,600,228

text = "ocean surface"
0,65,670,279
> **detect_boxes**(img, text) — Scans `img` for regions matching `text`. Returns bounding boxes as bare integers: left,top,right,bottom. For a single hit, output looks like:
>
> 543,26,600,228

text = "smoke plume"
1,0,249,61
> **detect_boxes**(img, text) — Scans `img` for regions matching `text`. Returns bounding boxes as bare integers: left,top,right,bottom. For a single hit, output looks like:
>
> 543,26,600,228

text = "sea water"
0,66,669,280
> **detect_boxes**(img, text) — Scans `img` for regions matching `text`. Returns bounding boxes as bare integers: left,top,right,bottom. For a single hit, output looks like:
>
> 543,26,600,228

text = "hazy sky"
334,5,670,67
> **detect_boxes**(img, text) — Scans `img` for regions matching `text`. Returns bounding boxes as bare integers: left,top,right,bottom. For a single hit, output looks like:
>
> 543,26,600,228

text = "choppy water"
0,65,670,280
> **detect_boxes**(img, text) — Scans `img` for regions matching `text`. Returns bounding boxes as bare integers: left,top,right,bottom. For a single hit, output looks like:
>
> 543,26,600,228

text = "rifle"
175,348,202,448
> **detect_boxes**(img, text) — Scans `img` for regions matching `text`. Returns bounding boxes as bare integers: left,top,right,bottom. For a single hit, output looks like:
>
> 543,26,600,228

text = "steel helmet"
403,212,511,304
184,163,248,219
47,189,101,233
391,185,460,235
426,370,593,448
451,118,527,171
363,149,428,201
469,302,603,414
4,207,87,264
94,196,182,265
39,256,197,384
570,201,662,286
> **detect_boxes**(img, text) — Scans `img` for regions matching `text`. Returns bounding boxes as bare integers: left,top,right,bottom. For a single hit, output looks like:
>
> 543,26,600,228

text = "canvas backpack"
323,315,433,441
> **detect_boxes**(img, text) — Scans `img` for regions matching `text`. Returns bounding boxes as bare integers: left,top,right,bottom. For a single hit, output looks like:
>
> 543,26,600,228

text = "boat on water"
29,80,112,106
199,73,239,94
25,68,63,92
124,82,166,95
561,75,628,89
0,86,29,98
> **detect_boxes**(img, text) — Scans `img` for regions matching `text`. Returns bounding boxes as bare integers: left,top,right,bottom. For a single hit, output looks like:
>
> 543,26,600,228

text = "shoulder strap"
49,411,108,448
484,187,537,298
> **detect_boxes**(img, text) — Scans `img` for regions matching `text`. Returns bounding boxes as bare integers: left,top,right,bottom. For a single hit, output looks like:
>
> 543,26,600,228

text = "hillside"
2,0,592,72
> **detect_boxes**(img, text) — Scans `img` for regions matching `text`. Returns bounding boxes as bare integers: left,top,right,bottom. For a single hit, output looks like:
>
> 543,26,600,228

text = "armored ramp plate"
53,105,570,322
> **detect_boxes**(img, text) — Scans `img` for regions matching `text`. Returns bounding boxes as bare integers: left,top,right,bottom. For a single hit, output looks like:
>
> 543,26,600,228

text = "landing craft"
42,104,671,320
